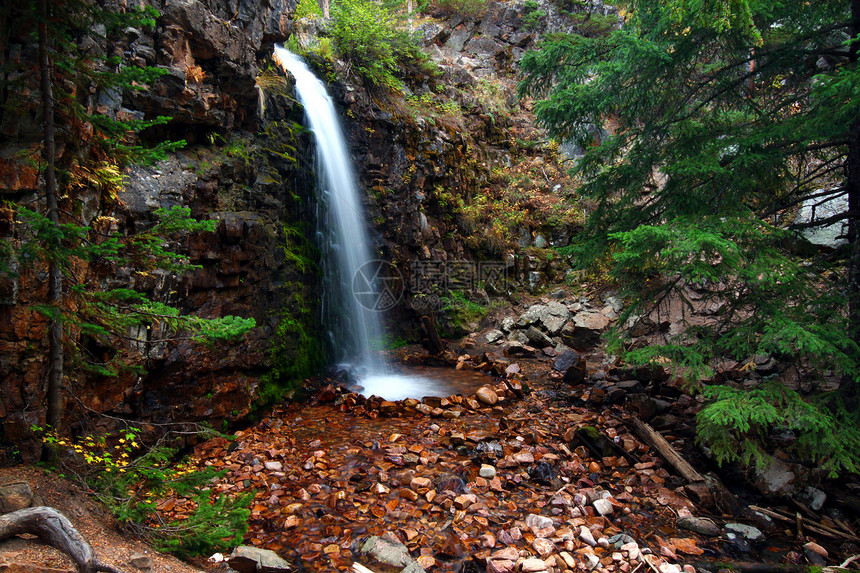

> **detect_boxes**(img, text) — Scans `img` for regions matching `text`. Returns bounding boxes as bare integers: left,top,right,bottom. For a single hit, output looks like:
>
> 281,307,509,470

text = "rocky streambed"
168,336,855,573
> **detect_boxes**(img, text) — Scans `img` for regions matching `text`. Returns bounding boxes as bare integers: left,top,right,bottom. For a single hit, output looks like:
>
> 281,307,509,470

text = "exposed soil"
0,466,203,573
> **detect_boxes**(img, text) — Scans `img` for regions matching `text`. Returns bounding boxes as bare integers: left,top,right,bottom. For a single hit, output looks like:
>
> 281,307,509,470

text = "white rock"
725,523,764,541
593,498,614,516
525,514,554,530
521,558,548,573
621,542,639,561
485,329,504,343
582,552,600,570
579,525,597,546
263,460,283,471
480,464,497,479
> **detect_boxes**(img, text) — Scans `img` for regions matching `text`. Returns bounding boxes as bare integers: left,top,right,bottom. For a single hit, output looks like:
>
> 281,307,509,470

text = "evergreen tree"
2,0,255,430
520,1,860,474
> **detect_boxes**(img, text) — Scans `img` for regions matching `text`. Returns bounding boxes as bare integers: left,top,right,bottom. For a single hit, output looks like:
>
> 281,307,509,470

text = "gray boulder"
525,326,553,348
353,536,426,573
229,546,294,573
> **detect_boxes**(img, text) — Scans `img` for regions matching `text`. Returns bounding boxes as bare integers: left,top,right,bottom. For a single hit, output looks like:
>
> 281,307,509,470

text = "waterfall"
273,46,385,374
273,46,458,400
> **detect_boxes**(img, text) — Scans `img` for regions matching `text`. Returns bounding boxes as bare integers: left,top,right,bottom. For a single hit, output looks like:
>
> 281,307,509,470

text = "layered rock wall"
0,0,310,461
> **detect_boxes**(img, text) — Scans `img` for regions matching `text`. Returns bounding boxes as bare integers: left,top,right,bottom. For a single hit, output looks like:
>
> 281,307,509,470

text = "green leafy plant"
697,382,860,476
328,0,425,90
441,290,489,329
295,0,323,19
35,426,252,557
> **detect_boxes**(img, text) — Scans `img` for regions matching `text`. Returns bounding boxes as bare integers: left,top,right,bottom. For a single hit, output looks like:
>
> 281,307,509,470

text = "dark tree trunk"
0,507,127,573
38,0,63,429
849,0,860,353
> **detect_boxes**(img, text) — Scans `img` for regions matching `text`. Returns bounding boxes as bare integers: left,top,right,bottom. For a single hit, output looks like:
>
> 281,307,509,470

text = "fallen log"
630,417,745,515
630,417,705,482
0,506,127,573
572,426,640,466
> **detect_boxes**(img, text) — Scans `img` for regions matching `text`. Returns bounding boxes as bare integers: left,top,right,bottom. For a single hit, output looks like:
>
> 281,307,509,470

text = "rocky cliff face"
326,0,617,332
0,0,313,461
0,0,616,460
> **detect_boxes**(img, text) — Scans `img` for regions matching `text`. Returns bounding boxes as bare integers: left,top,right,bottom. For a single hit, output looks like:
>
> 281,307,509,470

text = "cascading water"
275,45,461,400
273,45,384,375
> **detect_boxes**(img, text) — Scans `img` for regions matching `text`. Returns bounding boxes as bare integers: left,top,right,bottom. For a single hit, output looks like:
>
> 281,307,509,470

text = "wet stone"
676,516,721,537
593,498,613,516
479,464,497,478
476,386,499,406
525,513,554,530
487,559,515,573
532,537,554,556
725,523,764,541
521,557,548,572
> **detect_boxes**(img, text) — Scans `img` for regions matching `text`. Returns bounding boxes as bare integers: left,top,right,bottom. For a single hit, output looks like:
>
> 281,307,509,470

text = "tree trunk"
38,0,64,429
849,1,860,351
0,507,127,573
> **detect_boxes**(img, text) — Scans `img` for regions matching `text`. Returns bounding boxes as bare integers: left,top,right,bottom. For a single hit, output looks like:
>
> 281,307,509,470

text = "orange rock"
476,386,499,406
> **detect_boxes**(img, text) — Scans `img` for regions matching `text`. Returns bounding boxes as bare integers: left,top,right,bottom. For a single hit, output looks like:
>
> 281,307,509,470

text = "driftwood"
0,506,127,573
749,505,860,543
630,417,744,515
630,417,704,482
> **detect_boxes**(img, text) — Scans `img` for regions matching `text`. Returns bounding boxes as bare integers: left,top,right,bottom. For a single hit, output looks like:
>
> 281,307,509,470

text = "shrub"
295,0,323,19
328,0,421,90
522,0,547,31
441,291,489,329
37,427,252,557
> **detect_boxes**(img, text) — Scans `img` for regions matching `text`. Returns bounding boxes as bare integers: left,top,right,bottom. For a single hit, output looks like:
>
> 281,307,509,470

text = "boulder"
484,329,504,343
0,482,33,513
537,301,570,335
353,536,426,572
754,457,797,496
525,326,552,348
553,349,581,372
229,546,294,573
561,310,611,349
553,350,585,384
